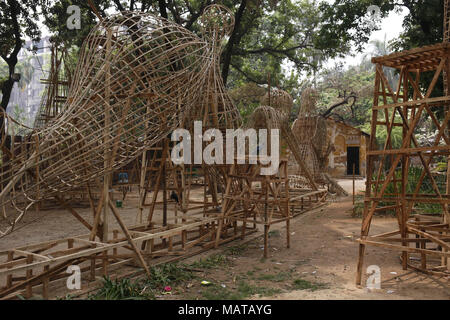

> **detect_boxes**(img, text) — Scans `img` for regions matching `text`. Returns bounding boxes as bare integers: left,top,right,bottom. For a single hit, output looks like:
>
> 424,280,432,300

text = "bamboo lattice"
0,7,236,237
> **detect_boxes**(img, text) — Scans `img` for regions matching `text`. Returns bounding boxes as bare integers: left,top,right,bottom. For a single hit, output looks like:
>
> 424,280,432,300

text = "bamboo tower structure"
355,2,450,284
34,43,72,129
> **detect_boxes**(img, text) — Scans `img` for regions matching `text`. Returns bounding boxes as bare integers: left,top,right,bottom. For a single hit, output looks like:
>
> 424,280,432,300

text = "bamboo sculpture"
261,88,294,116
0,5,334,298
291,88,348,195
0,8,231,237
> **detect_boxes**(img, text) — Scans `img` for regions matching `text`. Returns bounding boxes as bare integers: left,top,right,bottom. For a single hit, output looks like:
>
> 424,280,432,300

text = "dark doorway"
347,147,360,175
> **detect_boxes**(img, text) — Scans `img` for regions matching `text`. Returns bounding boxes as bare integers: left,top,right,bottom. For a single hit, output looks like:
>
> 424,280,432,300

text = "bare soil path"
166,178,449,300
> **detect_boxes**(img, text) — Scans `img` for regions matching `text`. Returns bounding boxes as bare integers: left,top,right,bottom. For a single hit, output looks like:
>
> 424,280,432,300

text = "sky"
330,7,409,68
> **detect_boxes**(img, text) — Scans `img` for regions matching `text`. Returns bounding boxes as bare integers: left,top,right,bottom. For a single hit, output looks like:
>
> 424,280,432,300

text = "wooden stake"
108,200,151,277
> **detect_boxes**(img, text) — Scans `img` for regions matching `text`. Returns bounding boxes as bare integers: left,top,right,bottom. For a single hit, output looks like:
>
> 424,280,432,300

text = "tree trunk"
221,0,247,85
1,0,23,140
1,62,17,111
158,0,168,19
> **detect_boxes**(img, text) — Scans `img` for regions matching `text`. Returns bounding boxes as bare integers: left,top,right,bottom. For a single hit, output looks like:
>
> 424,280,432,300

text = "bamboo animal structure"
0,5,327,299
246,105,318,190
291,88,348,195
136,4,241,225
0,9,227,237
217,104,328,256
261,88,294,116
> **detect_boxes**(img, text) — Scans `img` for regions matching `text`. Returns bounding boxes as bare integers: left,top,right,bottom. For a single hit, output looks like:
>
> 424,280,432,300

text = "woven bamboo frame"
0,5,251,298
0,7,238,237
260,88,294,116
0,4,343,298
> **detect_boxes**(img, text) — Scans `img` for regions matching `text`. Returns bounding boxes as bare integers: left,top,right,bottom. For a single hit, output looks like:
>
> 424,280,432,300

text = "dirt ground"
1,178,449,299
158,178,448,300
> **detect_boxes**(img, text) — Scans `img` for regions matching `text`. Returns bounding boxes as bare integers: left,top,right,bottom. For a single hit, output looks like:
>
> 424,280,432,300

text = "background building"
2,37,50,126
325,118,370,177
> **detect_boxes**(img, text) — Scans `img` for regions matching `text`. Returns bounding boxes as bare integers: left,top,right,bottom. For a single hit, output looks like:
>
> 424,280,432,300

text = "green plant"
268,230,281,238
190,254,229,269
201,284,242,300
145,263,195,289
291,278,327,291
236,281,281,297
91,263,195,300
436,162,447,172
257,271,292,282
369,167,446,216
90,277,152,300
224,244,248,256
200,280,281,300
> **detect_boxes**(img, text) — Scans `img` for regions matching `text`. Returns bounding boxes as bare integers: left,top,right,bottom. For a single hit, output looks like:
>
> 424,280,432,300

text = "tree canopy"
40,0,388,88
1,0,448,122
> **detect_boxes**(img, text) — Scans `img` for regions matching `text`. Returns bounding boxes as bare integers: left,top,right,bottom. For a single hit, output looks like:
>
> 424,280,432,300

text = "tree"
319,0,446,53
42,0,110,48
320,0,446,103
314,63,374,127
362,35,398,88
41,0,386,89
0,0,41,138
15,56,35,91
228,82,266,123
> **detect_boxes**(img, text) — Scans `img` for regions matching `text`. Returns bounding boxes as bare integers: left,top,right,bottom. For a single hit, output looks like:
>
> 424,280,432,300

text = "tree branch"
167,0,183,24
230,62,266,85
222,0,248,85
321,94,357,119
237,43,312,55
1,0,23,113
185,0,211,30
113,0,125,11
9,0,22,60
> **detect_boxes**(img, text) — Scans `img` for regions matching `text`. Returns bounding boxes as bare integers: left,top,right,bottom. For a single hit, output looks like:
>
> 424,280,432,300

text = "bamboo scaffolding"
356,42,450,285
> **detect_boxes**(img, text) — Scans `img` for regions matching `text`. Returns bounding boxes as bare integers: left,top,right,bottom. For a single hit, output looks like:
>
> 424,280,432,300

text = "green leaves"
315,63,375,127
